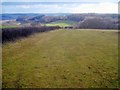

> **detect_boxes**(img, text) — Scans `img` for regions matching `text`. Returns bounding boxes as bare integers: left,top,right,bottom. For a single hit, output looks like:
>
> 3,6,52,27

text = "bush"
2,26,61,43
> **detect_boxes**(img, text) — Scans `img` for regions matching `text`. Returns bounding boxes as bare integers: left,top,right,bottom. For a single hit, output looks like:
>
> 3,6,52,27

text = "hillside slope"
3,29,118,88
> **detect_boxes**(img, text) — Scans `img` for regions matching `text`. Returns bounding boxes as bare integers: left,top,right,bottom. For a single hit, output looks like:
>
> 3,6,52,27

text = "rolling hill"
3,29,118,88
1,13,118,29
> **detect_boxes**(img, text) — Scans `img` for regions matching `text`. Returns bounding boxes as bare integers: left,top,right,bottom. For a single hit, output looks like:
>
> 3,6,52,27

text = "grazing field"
0,26,17,29
45,20,77,27
2,29,118,88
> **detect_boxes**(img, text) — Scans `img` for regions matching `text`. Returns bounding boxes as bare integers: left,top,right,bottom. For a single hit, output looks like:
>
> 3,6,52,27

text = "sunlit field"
45,20,77,27
2,29,118,88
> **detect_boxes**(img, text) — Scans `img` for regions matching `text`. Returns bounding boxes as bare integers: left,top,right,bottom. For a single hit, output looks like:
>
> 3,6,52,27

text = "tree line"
2,26,60,43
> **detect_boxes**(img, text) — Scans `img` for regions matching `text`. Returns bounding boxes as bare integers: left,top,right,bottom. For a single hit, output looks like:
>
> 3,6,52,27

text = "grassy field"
0,26,17,29
2,29,118,88
45,20,78,27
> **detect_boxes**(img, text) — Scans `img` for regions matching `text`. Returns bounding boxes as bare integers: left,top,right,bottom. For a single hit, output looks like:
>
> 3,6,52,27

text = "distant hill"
0,14,43,20
1,13,118,29
0,13,71,20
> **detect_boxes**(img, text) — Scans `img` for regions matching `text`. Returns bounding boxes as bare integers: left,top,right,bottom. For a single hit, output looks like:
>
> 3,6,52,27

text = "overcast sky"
2,0,119,2
1,0,119,14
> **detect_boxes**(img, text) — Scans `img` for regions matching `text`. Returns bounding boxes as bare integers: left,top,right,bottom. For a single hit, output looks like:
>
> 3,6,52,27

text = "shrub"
2,26,61,43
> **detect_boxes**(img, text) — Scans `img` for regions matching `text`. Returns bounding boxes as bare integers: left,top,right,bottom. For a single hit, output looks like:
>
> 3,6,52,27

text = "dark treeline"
2,26,60,43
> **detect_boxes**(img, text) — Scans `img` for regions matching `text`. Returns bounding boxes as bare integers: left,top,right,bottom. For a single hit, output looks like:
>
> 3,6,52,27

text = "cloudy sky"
1,0,119,14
